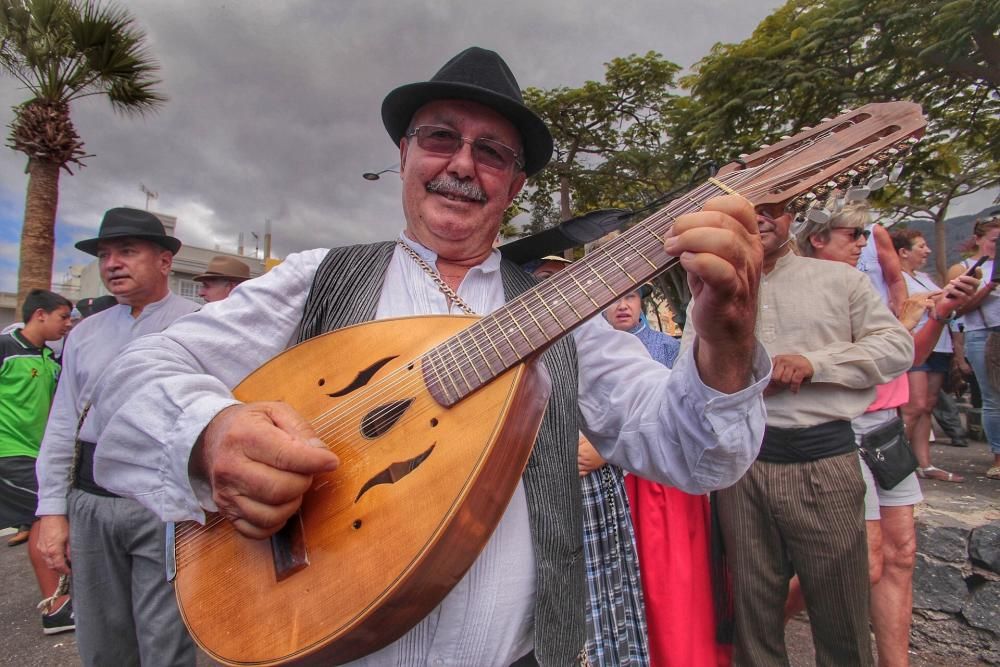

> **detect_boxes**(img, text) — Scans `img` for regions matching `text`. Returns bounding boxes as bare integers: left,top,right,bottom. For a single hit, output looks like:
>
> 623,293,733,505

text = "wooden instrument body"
173,316,551,666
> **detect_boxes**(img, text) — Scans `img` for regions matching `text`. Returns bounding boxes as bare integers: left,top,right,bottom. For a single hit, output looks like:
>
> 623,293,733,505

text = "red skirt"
625,475,731,667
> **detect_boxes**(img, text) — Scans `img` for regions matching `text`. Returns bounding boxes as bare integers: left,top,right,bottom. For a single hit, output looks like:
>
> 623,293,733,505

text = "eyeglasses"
406,125,524,171
755,203,789,221
831,226,871,241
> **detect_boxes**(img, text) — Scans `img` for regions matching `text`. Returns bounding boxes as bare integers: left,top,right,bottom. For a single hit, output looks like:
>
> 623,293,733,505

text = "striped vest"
296,242,584,665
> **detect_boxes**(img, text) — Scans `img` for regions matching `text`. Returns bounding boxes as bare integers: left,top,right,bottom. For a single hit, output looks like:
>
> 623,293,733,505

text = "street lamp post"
362,164,400,181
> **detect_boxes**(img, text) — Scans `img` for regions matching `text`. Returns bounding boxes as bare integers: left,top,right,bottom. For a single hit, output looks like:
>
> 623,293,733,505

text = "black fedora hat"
381,47,553,177
75,207,182,256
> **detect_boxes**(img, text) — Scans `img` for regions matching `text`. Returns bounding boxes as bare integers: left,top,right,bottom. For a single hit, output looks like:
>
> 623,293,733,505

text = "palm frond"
0,0,165,113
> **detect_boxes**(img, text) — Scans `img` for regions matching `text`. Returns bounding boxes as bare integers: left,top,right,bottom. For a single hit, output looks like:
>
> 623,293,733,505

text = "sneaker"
41,598,75,635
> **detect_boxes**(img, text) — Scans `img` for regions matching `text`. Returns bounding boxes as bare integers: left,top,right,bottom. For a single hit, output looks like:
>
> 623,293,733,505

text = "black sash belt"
74,441,121,498
757,420,855,463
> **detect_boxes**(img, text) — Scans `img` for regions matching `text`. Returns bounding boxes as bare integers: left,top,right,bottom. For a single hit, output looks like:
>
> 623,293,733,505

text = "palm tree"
0,0,165,309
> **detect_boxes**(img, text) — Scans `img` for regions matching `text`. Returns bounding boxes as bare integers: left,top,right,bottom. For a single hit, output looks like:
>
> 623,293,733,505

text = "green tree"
520,52,686,232
0,0,165,308
680,0,999,278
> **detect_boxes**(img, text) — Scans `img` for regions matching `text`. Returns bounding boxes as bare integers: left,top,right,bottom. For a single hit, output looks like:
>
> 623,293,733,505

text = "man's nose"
446,141,477,178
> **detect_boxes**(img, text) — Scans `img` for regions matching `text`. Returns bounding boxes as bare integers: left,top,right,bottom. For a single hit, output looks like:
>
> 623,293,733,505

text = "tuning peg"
906,137,919,145
780,135,792,140
800,126,812,132
831,195,846,213
845,185,871,202
867,174,888,190
821,117,833,122
889,162,905,183
790,216,808,236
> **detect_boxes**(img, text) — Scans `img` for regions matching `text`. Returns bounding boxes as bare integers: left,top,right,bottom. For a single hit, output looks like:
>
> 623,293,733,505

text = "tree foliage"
680,0,1000,277
519,52,687,234
0,0,165,307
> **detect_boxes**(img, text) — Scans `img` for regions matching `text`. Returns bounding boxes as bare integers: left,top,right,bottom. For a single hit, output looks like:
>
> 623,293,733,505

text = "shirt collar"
10,328,48,353
772,249,797,273
397,231,502,275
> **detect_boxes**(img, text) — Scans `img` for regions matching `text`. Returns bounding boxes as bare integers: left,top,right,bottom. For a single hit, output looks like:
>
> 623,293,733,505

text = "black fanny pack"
757,420,855,463
858,417,918,489
73,441,121,498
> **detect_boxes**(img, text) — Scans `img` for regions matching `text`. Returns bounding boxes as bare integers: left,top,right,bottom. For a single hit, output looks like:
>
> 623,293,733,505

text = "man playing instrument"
89,47,770,666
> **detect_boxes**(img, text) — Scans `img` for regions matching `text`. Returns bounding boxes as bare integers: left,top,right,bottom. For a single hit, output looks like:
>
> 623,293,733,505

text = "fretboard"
420,182,726,407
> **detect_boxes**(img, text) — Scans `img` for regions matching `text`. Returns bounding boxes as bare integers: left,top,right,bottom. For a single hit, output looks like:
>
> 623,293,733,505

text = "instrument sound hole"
430,418,438,427
353,519,362,530
360,398,414,439
318,378,325,386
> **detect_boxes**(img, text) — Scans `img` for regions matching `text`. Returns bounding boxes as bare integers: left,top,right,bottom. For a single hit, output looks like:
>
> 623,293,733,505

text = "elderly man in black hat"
194,255,251,303
34,207,198,666
90,48,771,666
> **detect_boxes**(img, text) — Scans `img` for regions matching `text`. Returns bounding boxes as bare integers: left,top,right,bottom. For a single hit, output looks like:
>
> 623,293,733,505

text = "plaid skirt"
581,464,649,666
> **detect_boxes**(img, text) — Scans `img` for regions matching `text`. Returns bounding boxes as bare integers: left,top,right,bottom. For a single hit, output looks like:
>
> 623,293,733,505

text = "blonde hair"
959,215,1000,254
794,202,872,258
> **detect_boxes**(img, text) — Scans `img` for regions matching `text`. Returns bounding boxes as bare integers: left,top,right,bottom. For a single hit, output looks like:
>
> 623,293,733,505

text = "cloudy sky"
0,0,991,294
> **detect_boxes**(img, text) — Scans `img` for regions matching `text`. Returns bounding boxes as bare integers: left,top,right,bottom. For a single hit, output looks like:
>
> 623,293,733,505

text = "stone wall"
911,520,1000,664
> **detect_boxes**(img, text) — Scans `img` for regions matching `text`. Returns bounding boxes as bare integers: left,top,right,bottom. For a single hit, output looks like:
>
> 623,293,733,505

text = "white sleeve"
91,249,327,522
574,316,770,494
35,333,83,516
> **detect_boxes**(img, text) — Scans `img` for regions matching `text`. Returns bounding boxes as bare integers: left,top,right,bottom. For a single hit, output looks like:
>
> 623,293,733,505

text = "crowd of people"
1,46,998,667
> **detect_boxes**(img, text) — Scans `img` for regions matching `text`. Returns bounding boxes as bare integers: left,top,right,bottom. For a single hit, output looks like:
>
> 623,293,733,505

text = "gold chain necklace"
395,240,477,315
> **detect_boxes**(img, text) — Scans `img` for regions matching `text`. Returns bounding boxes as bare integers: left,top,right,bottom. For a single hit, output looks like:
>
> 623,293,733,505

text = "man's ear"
160,249,174,276
506,170,527,203
399,138,409,174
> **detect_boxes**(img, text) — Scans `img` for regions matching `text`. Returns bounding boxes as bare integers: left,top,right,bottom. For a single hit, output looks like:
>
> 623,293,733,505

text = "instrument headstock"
716,102,926,217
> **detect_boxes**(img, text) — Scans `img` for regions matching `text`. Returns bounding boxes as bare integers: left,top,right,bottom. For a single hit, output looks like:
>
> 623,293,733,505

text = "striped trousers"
716,452,873,666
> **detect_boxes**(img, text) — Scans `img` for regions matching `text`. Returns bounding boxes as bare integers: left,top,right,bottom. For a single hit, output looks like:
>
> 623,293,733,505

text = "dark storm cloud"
0,0,787,290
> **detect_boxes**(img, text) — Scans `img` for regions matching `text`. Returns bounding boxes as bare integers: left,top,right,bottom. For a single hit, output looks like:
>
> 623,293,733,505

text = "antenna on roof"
140,183,159,210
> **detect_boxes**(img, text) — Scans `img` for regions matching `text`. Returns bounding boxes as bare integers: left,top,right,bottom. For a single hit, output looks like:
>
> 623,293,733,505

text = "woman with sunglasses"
950,216,1000,480
892,229,964,483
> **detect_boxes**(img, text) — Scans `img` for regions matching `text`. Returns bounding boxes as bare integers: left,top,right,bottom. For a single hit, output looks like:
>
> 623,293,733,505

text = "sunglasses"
831,226,871,241
406,125,523,171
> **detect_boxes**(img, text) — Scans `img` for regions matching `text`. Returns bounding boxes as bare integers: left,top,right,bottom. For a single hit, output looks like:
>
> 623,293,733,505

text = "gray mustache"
426,177,487,203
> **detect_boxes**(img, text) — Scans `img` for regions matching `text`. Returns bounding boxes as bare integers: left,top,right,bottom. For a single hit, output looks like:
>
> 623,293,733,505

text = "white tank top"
960,257,1000,331
904,270,953,353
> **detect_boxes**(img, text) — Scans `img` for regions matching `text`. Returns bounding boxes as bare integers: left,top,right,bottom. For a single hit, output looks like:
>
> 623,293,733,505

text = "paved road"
2,439,995,666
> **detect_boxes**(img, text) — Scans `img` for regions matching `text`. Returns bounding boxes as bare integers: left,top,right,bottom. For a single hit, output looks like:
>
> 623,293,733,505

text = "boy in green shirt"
0,288,73,633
